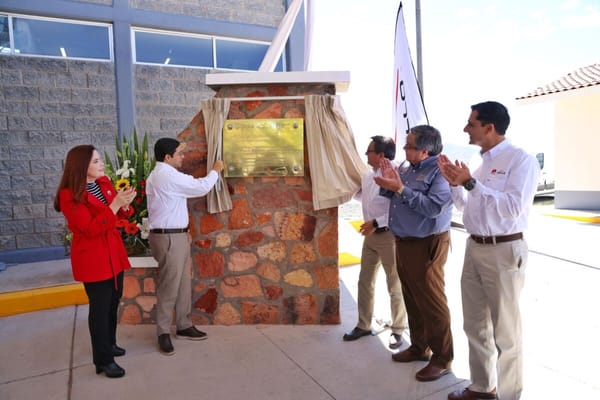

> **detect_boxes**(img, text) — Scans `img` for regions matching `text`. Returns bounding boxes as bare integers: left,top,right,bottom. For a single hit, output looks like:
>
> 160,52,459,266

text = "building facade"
0,0,306,263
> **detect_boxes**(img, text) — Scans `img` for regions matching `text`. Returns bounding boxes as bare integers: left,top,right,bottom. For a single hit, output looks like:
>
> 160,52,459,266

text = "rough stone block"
31,160,61,174
227,251,258,272
2,86,39,101
213,302,241,325
0,190,32,206
221,274,262,298
0,160,30,175
22,70,56,86
56,73,87,88
17,232,51,248
13,204,46,219
8,116,42,130
29,130,63,145
35,217,65,233
0,69,22,85
42,117,74,131
74,117,117,131
10,146,43,160
0,219,34,235
0,174,9,189
44,145,73,160
0,235,16,250
31,188,56,204
39,87,72,102
196,251,224,278
88,74,115,88
0,206,13,221
241,301,279,324
193,287,218,314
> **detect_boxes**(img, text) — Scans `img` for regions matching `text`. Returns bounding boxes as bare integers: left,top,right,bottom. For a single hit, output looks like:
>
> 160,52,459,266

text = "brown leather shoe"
415,362,451,382
447,388,497,400
391,346,432,363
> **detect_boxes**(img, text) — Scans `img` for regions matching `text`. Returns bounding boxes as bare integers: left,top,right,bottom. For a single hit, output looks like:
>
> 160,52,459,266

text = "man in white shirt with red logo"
146,137,224,356
343,135,408,350
438,101,540,400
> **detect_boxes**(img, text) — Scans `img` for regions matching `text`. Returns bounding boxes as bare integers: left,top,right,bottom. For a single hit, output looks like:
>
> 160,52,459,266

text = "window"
0,14,112,60
133,30,213,67
0,15,9,53
216,38,283,71
133,28,284,71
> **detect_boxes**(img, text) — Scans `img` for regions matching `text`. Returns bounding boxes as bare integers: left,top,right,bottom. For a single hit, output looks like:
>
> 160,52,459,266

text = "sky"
308,0,600,159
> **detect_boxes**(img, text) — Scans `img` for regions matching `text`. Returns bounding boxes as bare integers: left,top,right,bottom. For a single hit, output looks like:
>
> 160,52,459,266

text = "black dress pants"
83,272,123,367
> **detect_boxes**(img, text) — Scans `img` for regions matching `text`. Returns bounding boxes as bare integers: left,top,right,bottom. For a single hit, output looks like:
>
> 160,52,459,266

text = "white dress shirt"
146,162,218,229
356,165,391,227
450,139,540,236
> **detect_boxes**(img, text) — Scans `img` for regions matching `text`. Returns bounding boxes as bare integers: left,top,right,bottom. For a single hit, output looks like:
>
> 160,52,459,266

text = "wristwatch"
463,178,477,191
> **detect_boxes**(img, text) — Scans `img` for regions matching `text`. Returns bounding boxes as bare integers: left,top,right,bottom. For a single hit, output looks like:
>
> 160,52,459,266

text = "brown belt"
470,232,523,245
374,227,389,233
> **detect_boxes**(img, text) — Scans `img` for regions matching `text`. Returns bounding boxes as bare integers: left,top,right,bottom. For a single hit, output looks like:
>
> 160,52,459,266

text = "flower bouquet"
104,130,155,256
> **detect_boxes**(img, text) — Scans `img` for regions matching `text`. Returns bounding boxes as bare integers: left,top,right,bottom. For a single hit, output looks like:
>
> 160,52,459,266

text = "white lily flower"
138,218,150,239
116,159,135,179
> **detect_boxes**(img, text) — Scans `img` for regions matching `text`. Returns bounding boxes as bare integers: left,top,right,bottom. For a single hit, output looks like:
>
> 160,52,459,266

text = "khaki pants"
357,230,408,334
149,232,193,336
461,238,528,400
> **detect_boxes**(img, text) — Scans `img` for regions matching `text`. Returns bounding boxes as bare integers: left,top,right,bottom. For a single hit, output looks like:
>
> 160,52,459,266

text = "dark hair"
154,137,180,162
410,125,443,156
370,135,396,160
53,144,95,212
471,101,510,135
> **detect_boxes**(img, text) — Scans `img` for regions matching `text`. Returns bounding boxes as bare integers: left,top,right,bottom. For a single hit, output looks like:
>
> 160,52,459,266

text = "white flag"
393,2,427,144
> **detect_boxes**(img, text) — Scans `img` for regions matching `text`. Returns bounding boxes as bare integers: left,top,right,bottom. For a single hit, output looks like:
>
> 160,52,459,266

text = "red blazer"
59,176,130,283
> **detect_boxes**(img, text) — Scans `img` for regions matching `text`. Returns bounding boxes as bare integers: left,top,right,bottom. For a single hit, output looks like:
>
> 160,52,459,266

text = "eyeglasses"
403,144,419,150
365,150,377,155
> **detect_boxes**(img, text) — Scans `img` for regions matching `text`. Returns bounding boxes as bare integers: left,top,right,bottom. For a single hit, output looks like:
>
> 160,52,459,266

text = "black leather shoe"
112,345,126,357
343,327,372,341
389,333,404,350
176,326,207,341
158,334,175,355
95,362,125,378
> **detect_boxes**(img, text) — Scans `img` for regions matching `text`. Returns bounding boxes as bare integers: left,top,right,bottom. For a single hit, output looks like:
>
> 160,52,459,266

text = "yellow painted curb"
545,213,600,223
339,252,361,267
349,220,364,232
0,283,88,317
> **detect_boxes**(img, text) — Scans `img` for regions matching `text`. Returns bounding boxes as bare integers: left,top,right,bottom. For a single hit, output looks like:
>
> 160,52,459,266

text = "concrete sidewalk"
1,211,600,399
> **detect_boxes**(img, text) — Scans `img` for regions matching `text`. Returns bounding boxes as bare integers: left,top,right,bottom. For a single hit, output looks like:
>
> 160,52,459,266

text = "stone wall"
134,65,215,143
0,56,118,251
119,81,342,325
128,0,284,26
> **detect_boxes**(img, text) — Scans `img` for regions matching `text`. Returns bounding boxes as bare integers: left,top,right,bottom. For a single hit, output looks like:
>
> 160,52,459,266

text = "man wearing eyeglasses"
375,125,454,383
342,136,408,350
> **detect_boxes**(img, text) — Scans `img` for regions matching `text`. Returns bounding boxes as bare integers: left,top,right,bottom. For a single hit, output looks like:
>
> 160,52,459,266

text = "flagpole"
415,0,423,98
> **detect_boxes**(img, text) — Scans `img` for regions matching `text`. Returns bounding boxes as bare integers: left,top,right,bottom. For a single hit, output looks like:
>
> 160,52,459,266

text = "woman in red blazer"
54,145,136,378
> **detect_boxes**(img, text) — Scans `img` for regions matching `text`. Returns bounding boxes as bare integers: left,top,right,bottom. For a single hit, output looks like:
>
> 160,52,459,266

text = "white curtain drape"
304,95,368,210
202,98,233,213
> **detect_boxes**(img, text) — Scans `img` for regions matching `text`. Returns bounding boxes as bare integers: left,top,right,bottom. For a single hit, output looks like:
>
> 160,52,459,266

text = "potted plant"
104,130,156,257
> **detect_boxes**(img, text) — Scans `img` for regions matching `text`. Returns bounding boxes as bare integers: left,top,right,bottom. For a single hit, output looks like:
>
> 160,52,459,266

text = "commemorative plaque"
222,118,304,177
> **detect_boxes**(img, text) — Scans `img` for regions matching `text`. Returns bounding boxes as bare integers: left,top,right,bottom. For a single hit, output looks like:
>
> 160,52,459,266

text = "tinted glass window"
134,31,213,67
13,17,110,59
215,39,282,71
0,15,9,53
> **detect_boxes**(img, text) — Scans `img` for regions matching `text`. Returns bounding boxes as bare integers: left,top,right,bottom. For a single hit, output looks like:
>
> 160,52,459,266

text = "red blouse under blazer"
59,176,131,283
